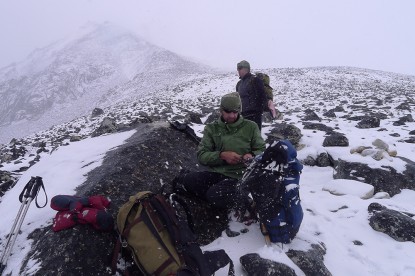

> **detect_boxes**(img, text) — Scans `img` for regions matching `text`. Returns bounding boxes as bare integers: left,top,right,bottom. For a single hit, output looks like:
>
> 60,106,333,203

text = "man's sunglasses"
223,109,239,114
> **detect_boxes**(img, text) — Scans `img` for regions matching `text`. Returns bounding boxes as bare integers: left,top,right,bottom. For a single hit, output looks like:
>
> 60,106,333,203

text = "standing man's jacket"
197,115,266,179
236,73,267,117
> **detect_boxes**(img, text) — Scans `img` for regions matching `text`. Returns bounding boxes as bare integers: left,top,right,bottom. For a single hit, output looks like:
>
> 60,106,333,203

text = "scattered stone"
0,170,17,196
323,109,336,118
396,102,411,111
69,135,82,142
91,107,104,117
356,116,380,129
350,146,372,154
404,137,415,143
303,109,321,121
393,114,414,126
333,106,345,112
303,122,334,133
316,152,333,167
303,155,317,166
323,133,349,147
91,117,118,137
387,149,397,157
372,139,389,151
373,192,390,199
225,228,240,237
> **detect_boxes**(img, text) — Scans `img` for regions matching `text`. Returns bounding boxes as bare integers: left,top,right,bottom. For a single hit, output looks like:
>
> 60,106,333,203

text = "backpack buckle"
119,235,128,248
121,240,128,248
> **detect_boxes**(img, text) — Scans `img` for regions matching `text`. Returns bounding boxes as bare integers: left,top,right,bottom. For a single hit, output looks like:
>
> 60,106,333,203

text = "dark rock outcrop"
240,253,296,276
302,122,334,134
334,159,415,196
286,243,332,276
368,203,415,242
356,116,380,129
303,109,321,121
323,109,336,118
91,107,104,117
21,122,228,275
0,170,17,196
91,117,118,137
323,133,349,147
393,114,414,126
266,123,302,147
316,152,334,167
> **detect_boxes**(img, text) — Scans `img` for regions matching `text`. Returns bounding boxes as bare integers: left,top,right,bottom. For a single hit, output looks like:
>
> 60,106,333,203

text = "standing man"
173,92,266,210
236,60,268,130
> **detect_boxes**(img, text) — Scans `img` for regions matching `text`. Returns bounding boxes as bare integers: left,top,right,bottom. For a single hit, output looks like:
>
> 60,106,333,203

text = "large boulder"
356,116,380,129
323,133,349,147
333,159,415,196
286,243,332,276
302,122,335,134
91,117,118,137
266,123,302,147
368,203,415,242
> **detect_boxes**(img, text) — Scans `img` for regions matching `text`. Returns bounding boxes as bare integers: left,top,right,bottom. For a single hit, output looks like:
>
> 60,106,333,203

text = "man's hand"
220,151,243,165
242,153,253,161
268,100,276,118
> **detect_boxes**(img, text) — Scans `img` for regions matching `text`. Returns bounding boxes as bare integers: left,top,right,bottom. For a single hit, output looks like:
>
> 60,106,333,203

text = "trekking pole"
0,176,47,275
260,223,271,246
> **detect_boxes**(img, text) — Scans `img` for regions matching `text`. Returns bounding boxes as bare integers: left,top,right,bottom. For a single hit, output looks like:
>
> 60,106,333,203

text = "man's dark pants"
174,171,239,209
243,113,262,131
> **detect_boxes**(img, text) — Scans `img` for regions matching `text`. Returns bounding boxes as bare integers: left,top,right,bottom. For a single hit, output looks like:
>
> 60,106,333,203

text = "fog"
1,0,414,75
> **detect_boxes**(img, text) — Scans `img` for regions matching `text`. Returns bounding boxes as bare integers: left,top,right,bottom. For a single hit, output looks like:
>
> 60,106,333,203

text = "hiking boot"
234,199,258,225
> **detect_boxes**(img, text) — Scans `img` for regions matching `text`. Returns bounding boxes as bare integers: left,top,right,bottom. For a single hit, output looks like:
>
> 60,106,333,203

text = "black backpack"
112,191,234,276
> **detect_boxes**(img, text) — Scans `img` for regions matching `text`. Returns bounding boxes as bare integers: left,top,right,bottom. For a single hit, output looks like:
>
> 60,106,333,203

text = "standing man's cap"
237,60,250,71
220,92,241,112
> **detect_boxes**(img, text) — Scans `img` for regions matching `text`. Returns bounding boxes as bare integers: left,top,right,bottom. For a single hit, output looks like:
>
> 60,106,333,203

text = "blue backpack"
263,140,303,243
240,140,303,244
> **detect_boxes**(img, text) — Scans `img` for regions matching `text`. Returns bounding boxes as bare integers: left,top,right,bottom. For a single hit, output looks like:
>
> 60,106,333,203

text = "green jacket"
197,115,266,179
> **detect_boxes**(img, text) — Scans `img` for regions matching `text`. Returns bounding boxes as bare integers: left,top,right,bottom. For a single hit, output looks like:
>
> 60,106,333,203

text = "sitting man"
174,92,266,210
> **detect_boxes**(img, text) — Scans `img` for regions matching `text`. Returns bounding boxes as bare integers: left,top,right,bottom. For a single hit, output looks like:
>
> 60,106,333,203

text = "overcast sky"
1,0,414,76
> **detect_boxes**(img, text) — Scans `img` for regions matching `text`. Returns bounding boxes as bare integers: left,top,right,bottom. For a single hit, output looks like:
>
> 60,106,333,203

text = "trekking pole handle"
30,177,43,199
19,177,36,203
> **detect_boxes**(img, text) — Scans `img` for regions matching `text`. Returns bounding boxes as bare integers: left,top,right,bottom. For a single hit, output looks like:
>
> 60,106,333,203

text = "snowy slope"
0,67,415,275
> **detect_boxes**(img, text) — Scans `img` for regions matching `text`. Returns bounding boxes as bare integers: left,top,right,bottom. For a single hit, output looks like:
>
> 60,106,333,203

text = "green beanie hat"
237,60,250,71
220,92,241,112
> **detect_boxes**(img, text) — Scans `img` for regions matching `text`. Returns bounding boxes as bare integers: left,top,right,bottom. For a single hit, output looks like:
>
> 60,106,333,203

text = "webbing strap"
154,257,175,276
111,237,122,274
123,214,143,237
143,200,163,231
141,201,179,268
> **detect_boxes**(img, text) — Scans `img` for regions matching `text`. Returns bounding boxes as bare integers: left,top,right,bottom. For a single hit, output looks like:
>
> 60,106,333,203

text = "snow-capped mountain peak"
0,22,210,144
